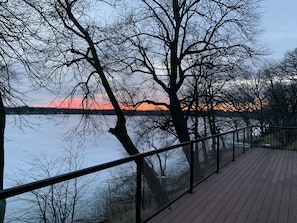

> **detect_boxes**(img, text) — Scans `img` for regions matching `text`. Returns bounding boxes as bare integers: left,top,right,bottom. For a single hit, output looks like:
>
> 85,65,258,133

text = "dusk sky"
261,0,297,59
31,1,297,108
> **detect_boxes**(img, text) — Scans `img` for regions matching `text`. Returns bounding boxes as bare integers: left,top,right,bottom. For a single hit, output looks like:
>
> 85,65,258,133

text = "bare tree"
117,0,263,145
18,0,263,212
23,0,169,207
247,49,297,127
0,93,5,222
9,148,90,223
279,48,297,79
265,63,297,126
99,0,265,180
224,67,269,128
0,1,46,221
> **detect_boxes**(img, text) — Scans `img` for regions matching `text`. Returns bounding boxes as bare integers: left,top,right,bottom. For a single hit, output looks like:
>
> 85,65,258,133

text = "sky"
261,0,297,60
28,1,297,108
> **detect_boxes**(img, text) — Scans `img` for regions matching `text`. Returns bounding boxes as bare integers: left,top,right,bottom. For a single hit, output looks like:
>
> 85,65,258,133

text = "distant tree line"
5,106,251,117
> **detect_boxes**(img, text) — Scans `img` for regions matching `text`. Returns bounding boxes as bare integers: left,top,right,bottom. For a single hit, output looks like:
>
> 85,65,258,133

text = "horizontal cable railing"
0,127,255,222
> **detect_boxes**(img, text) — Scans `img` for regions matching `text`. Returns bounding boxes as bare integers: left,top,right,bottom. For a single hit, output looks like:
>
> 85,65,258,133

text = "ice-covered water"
3,114,251,189
4,115,124,188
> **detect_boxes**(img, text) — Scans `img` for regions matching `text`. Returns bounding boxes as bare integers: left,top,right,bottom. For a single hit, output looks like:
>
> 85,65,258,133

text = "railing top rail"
0,126,251,200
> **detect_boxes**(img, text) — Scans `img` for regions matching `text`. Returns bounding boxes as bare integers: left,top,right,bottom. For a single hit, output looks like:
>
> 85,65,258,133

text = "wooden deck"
148,148,297,223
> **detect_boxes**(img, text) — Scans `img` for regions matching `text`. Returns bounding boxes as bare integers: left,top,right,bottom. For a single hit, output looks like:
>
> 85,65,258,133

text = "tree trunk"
109,118,169,207
51,2,170,208
92,63,169,207
169,93,202,180
0,93,6,223
169,94,191,158
168,1,202,178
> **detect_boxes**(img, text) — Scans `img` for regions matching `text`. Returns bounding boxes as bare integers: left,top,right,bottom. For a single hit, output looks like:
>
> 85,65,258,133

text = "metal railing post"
136,157,143,223
189,143,194,193
250,127,253,148
243,128,246,154
281,127,284,149
232,131,235,161
216,135,220,173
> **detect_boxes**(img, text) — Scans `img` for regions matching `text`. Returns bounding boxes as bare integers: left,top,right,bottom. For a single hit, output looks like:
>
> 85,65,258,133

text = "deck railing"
0,126,275,223
253,126,297,150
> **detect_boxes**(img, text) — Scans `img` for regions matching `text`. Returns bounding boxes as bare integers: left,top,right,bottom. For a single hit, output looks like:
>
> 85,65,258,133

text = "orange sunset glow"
40,98,168,111
37,97,256,112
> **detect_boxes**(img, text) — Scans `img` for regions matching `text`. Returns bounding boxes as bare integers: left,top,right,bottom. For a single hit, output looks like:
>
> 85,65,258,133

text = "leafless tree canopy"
0,0,268,221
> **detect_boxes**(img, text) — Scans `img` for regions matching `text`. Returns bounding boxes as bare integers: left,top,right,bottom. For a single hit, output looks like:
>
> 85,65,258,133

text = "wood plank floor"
147,148,297,223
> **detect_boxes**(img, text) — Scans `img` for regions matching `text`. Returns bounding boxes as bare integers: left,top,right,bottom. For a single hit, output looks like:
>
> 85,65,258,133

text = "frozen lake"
2,114,249,222
4,115,125,188
3,114,249,189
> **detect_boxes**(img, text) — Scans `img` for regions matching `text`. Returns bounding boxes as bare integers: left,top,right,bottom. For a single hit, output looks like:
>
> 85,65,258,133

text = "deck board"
147,148,297,223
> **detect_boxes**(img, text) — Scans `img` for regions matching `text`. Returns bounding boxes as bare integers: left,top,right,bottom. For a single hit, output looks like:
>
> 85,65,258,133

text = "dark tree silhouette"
23,0,169,207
